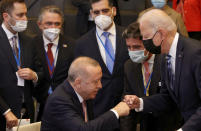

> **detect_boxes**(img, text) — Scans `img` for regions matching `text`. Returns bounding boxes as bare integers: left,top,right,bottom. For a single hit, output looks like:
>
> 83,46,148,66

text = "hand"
17,68,37,81
5,111,18,129
123,95,140,109
112,102,130,117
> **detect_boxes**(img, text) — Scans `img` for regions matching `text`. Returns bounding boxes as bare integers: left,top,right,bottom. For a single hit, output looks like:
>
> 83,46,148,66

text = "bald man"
124,9,201,131
41,57,130,131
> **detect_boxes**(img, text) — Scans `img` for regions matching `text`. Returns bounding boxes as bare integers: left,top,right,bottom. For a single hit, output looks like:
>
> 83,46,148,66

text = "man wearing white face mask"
75,0,129,119
120,22,182,131
0,0,44,130
139,0,188,37
32,5,74,121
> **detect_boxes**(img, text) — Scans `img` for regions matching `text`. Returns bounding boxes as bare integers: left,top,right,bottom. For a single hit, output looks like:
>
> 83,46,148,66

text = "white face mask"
8,15,27,32
43,28,60,42
94,9,113,30
151,0,166,9
129,50,148,63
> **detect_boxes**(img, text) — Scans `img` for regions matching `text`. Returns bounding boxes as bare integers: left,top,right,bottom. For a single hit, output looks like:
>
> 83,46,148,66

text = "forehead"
126,38,143,46
12,2,27,13
86,66,102,79
41,11,62,22
91,0,110,10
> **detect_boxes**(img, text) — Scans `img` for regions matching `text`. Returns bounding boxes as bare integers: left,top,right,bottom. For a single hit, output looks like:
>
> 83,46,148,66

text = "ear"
74,77,81,89
2,13,9,22
112,6,117,17
90,9,95,20
37,21,43,30
158,29,166,40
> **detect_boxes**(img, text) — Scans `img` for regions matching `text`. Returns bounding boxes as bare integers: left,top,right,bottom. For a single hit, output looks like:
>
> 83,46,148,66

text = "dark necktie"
12,36,19,59
47,43,54,76
102,32,115,74
166,54,174,90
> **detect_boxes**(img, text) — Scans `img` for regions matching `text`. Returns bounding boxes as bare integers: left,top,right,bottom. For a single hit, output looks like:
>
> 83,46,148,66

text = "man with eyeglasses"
32,5,74,121
75,0,129,120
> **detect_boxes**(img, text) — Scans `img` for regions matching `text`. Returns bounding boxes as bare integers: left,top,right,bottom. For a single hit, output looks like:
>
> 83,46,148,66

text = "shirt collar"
147,54,155,64
75,91,84,103
2,23,18,40
43,34,59,47
96,22,116,37
168,32,179,59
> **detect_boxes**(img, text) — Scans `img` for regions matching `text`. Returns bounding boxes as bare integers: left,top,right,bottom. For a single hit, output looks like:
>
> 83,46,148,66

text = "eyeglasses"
92,8,111,15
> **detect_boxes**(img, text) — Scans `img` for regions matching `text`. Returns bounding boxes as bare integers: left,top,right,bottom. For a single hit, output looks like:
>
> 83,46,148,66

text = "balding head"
67,57,102,100
138,9,177,54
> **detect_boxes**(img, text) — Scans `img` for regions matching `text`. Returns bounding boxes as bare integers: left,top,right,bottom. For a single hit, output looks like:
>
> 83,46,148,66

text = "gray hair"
38,5,64,23
138,9,177,32
67,57,100,82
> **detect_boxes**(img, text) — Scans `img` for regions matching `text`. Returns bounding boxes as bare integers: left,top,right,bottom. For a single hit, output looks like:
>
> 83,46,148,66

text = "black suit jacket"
41,80,119,131
143,35,201,131
33,35,74,103
75,26,129,117
0,26,43,130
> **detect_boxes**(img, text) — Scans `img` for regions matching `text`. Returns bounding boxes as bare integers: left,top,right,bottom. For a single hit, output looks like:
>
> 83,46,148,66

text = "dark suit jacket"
121,55,181,131
33,34,74,104
75,26,129,117
0,26,43,130
143,35,201,131
41,80,119,131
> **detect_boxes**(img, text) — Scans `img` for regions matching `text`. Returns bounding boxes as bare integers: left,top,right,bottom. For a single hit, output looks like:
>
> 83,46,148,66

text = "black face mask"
142,31,162,54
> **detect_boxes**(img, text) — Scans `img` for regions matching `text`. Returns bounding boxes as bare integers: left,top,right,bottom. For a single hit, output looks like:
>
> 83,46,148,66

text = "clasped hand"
123,95,140,109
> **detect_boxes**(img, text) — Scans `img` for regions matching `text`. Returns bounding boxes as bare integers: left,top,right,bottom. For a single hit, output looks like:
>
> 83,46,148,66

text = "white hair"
138,9,177,32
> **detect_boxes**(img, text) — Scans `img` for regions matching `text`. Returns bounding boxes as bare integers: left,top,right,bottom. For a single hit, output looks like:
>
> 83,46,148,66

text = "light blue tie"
102,32,115,74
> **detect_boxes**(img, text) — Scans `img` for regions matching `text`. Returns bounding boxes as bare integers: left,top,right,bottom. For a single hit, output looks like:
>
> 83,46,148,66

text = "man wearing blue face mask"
120,22,181,131
139,0,188,37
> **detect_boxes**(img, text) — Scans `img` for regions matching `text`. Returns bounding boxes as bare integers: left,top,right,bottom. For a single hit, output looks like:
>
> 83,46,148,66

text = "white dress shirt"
43,35,59,66
95,23,116,65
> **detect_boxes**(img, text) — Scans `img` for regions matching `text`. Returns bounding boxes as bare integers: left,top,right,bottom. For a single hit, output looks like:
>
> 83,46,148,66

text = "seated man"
120,22,181,131
41,57,130,131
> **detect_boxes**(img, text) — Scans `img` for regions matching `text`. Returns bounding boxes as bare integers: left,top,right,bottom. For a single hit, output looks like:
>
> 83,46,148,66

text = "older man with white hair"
123,9,201,131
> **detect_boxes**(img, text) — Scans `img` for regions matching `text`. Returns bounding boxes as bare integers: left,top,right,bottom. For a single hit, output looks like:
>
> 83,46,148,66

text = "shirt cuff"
135,98,143,112
3,109,11,116
32,72,38,83
110,109,119,119
177,128,183,131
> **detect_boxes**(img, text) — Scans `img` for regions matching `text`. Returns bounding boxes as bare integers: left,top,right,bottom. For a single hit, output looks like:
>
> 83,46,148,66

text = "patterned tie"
82,101,88,122
166,54,174,90
144,61,150,84
47,43,54,76
102,32,115,74
11,35,19,59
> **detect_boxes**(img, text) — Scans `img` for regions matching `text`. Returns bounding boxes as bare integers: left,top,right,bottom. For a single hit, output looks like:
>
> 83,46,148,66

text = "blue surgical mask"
151,0,166,9
129,50,148,63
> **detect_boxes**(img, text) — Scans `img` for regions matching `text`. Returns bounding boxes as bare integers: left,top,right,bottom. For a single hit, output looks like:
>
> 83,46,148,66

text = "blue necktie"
166,54,174,90
102,32,115,74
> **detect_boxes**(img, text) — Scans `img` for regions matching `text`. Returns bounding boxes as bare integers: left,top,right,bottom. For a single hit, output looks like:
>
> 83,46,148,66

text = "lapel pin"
63,44,68,48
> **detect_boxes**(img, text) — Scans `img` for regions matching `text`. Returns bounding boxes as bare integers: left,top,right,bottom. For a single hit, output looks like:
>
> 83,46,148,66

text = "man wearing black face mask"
123,9,201,131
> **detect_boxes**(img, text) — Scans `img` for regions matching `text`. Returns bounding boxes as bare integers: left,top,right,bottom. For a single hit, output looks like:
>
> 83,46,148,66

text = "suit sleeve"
0,95,9,115
182,50,201,131
43,96,119,131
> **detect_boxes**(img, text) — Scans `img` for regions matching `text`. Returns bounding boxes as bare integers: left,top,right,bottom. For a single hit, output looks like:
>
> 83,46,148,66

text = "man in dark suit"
32,6,74,121
0,0,43,130
120,22,181,131
41,57,130,131
124,9,201,131
75,0,129,118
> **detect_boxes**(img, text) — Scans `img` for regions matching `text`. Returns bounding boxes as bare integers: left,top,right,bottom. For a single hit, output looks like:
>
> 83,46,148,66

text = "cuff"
3,109,11,116
110,109,119,119
177,128,183,131
135,98,143,112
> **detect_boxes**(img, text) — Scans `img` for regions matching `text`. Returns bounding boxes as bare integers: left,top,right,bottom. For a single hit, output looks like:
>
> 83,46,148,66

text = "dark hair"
0,0,25,20
38,5,64,23
90,0,113,7
122,22,142,40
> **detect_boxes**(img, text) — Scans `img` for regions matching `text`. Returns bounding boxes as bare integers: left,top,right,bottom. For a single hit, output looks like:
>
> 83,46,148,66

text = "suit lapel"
174,36,184,98
0,27,18,71
37,36,51,80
